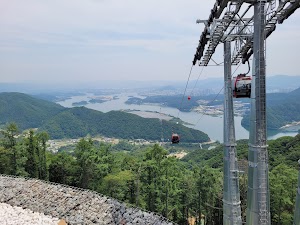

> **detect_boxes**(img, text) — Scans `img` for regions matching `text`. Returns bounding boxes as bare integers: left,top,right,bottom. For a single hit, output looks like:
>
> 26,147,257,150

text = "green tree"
178,173,196,225
194,166,222,225
270,164,298,225
37,131,49,180
142,144,167,212
0,123,18,175
48,152,79,185
24,130,39,178
102,170,134,200
75,138,94,188
75,138,113,189
0,146,11,174
160,157,183,220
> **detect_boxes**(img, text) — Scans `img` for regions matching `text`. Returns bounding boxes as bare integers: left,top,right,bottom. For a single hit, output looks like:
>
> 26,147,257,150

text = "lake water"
57,93,298,142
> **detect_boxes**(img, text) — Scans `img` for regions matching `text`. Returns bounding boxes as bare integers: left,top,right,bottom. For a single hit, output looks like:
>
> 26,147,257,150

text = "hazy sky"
0,0,300,83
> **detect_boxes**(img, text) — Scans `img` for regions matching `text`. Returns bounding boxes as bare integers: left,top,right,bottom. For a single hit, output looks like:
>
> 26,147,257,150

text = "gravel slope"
0,203,60,225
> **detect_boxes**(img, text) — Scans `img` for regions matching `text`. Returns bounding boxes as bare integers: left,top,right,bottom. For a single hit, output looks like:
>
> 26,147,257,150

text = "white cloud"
0,0,299,82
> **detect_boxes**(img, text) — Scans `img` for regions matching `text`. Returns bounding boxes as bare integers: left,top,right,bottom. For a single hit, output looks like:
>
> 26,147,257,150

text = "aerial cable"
204,202,222,210
211,58,224,66
193,85,224,129
231,61,243,77
159,107,164,143
193,62,243,128
245,60,251,75
189,66,205,97
177,65,194,118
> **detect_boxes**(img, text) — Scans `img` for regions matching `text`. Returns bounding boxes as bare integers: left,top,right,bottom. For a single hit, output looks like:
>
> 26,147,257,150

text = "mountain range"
0,92,209,142
1,75,299,93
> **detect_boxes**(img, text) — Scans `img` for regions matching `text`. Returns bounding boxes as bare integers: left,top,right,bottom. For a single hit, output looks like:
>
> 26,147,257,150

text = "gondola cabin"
171,133,180,144
188,96,191,100
232,74,251,98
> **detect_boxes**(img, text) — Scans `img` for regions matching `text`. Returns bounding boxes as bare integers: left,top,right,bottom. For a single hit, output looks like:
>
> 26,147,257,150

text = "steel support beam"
223,41,243,225
246,1,270,225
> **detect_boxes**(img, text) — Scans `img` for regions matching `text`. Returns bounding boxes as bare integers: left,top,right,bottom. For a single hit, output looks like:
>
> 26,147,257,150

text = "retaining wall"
0,175,175,225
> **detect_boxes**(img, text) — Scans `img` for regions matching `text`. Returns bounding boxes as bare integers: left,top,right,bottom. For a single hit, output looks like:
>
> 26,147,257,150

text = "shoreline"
280,121,300,131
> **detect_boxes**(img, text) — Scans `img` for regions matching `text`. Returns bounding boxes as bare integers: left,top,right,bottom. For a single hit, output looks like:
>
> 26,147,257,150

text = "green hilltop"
242,87,300,129
0,92,64,129
0,92,210,142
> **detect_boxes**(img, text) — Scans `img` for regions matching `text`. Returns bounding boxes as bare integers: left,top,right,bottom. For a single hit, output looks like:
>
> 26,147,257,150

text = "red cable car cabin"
232,74,252,98
171,133,180,144
188,96,191,100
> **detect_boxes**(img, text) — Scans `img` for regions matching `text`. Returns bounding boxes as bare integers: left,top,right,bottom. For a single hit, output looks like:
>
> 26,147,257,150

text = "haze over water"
57,93,298,142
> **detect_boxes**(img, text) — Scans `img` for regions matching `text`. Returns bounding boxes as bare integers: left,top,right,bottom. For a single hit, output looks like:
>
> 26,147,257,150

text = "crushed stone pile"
0,175,175,225
0,203,60,225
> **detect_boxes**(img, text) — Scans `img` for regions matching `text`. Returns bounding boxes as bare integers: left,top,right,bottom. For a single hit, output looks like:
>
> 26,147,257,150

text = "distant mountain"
0,92,64,129
0,92,209,142
31,92,85,102
267,75,300,92
0,75,298,95
289,86,300,95
190,75,300,93
242,87,300,129
149,75,299,93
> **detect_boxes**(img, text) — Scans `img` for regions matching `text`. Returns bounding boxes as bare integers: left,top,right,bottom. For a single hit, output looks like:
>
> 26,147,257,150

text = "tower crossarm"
193,0,300,67
193,0,244,66
204,2,244,66
232,0,300,64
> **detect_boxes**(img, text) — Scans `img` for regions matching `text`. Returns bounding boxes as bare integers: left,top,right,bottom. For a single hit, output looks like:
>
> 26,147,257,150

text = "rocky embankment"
0,175,175,225
0,203,61,225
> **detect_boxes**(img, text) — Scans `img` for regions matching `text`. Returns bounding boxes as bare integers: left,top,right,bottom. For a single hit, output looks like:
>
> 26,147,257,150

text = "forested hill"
0,92,64,129
182,135,300,169
39,107,210,142
0,92,209,142
242,87,300,129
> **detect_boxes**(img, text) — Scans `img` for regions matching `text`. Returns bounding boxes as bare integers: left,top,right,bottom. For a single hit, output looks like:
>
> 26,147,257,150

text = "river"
57,93,298,142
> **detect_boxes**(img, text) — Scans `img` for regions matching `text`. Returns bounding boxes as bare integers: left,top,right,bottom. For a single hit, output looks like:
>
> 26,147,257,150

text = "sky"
0,0,300,84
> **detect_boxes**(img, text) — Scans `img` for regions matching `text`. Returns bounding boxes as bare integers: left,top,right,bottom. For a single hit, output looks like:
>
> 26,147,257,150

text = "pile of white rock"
0,203,60,225
0,175,175,225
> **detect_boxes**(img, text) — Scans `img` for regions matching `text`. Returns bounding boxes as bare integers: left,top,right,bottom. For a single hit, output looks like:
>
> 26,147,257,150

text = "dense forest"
0,92,209,143
40,108,209,142
0,123,299,225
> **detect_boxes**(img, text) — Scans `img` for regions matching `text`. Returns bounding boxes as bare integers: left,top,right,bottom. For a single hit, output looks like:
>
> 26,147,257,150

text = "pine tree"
0,123,18,175
37,132,49,180
25,130,38,178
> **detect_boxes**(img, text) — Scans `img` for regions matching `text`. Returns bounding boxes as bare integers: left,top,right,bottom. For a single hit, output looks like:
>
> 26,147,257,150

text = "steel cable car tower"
192,0,300,224
223,40,242,225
